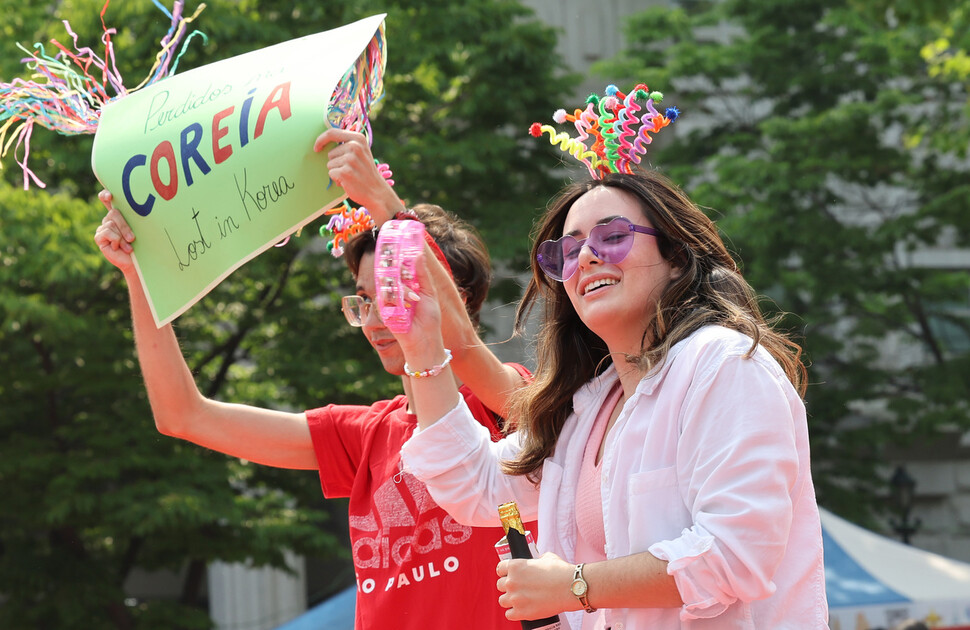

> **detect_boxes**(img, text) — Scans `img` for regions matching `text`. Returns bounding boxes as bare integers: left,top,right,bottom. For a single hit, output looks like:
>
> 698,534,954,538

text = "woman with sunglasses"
396,170,828,629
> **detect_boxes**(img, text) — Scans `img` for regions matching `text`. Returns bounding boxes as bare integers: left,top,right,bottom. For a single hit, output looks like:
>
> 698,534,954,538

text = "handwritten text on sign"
91,14,387,327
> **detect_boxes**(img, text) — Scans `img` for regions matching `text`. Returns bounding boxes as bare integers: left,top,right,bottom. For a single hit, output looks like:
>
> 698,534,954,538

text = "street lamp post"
889,465,921,545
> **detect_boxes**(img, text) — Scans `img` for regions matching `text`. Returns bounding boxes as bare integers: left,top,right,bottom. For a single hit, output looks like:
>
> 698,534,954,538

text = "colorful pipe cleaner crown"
0,0,208,189
529,83,680,179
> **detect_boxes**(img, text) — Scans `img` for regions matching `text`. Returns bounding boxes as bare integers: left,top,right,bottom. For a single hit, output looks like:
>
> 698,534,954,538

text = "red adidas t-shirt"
306,365,531,630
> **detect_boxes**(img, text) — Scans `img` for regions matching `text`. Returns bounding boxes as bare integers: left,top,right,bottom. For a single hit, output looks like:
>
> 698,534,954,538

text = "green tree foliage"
919,2,970,154
0,0,574,627
1,185,355,629
596,0,970,524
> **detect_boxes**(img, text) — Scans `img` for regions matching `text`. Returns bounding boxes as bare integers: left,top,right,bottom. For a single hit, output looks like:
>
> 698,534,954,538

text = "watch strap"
571,563,596,613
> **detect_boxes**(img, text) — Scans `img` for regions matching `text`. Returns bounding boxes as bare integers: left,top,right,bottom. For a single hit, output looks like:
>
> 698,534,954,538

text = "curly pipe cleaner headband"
529,83,680,178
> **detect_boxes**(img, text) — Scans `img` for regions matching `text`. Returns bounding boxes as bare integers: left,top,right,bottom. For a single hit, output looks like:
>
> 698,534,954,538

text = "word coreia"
121,82,292,216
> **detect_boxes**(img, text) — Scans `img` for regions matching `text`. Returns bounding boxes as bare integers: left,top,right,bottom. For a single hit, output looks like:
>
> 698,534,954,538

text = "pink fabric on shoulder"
575,381,623,559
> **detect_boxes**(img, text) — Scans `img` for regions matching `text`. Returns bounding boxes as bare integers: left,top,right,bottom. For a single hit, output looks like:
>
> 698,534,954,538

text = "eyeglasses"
341,295,382,327
536,216,662,282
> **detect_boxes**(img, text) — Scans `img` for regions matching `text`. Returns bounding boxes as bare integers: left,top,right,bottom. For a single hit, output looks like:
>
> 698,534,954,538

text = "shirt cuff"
649,528,735,621
401,397,485,479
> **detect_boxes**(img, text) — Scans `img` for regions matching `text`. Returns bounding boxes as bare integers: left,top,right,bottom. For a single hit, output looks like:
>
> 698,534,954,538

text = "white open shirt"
402,325,828,629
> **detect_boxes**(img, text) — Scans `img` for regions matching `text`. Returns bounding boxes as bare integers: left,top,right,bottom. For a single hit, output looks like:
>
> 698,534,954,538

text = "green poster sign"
92,13,386,326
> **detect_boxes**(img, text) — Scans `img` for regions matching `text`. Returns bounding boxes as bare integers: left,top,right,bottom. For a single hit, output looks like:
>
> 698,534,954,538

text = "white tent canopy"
823,507,970,629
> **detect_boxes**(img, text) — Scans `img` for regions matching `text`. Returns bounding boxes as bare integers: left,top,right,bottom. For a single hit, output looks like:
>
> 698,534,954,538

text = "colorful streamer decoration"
327,21,386,139
3,3,391,258
529,83,681,179
0,0,208,189
317,22,391,257
2,0,390,213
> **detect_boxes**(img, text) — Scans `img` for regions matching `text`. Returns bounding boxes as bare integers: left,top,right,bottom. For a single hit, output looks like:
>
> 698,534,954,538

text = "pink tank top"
575,381,623,560
574,381,622,630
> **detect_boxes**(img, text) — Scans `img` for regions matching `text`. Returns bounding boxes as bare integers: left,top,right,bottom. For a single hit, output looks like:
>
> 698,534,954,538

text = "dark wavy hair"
505,171,807,480
344,203,492,327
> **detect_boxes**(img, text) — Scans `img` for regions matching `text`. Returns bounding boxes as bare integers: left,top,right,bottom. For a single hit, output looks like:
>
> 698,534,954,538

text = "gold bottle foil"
498,501,526,536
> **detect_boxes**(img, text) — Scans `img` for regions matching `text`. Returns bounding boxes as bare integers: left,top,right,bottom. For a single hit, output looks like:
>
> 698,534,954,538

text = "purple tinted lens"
537,235,577,281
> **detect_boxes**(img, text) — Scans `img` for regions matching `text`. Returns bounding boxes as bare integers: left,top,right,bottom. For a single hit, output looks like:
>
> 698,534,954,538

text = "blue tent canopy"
823,525,908,608
274,585,355,630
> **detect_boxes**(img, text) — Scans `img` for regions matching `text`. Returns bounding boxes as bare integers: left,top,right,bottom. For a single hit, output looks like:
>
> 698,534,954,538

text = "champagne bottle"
496,501,565,630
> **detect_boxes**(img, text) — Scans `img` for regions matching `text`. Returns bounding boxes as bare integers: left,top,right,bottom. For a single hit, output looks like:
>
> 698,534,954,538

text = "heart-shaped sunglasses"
536,216,661,282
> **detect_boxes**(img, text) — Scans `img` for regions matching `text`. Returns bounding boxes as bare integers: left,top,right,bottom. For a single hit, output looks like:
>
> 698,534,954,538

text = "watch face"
570,579,587,597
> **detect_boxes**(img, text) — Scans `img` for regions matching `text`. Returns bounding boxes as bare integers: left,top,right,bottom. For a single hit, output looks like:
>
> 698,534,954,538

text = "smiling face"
561,186,680,356
355,251,406,376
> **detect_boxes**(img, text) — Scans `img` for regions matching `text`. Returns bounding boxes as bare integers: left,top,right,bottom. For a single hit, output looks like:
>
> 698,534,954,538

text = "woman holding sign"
94,132,530,630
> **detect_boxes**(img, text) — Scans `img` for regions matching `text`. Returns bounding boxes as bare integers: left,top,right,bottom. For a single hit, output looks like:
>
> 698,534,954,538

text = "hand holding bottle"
497,553,578,626
497,502,565,629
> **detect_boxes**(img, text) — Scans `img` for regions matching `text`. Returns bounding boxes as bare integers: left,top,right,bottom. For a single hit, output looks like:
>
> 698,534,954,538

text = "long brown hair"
504,171,807,480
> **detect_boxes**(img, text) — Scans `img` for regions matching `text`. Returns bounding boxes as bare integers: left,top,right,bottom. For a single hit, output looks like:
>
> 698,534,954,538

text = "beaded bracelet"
404,349,453,379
